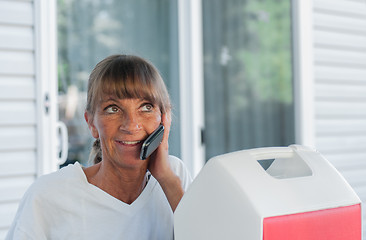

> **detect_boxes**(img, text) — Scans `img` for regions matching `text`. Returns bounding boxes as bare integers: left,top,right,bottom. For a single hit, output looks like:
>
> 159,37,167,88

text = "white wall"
0,0,58,238
0,1,37,238
312,0,366,237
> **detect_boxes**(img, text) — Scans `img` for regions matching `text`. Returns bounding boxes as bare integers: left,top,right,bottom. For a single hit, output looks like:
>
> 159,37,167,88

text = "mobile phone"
140,124,165,160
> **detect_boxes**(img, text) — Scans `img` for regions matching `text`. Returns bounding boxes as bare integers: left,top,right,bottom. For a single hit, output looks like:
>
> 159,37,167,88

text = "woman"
6,55,192,240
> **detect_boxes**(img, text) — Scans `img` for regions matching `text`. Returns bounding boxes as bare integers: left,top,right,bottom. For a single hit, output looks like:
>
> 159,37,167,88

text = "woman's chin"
116,150,146,168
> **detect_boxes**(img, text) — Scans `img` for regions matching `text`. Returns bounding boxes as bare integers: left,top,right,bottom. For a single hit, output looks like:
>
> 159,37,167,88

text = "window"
57,0,180,166
202,0,295,160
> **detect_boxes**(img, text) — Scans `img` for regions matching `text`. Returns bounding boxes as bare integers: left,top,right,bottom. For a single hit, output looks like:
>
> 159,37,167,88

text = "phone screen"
140,124,164,160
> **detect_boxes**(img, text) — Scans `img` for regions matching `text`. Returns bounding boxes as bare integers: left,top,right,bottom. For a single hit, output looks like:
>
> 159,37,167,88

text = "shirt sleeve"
5,187,43,240
6,225,36,240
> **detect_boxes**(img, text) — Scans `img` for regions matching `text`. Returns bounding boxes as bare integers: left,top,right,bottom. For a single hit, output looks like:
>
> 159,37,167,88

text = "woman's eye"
105,106,119,113
141,103,153,112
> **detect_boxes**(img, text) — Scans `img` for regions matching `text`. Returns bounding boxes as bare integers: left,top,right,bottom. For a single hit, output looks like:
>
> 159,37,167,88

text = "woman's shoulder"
168,155,187,174
168,155,183,166
38,162,82,182
26,162,84,197
7,163,86,239
168,155,192,191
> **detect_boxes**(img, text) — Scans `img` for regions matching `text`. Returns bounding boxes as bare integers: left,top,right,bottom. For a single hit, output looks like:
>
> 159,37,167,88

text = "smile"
123,140,141,145
116,140,142,146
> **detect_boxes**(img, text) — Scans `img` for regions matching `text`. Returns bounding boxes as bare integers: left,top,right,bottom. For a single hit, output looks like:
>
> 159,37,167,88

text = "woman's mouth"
116,140,142,147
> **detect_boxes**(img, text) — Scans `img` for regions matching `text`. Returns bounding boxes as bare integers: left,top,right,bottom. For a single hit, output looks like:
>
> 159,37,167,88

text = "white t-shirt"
6,156,192,240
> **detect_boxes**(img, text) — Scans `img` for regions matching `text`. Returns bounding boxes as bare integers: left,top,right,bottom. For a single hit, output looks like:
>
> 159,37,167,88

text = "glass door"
202,0,295,160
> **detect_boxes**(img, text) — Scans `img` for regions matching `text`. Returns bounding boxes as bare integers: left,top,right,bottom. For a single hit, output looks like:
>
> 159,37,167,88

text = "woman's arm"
155,170,185,212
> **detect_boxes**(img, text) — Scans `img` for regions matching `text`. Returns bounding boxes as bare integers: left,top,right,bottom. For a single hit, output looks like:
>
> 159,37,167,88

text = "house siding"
313,0,366,237
0,0,37,238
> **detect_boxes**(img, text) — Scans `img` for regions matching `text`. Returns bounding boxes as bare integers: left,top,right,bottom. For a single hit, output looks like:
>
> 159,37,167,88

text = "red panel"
263,204,361,240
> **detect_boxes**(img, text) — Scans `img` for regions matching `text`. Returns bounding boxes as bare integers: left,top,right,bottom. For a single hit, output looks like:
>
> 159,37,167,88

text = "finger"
161,111,171,140
162,111,172,135
162,110,171,127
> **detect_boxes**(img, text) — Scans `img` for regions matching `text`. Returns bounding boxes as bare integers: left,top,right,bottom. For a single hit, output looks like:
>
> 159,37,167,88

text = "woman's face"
87,95,162,168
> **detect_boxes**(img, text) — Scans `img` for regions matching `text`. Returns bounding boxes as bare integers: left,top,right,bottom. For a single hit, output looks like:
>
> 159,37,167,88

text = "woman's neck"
83,161,148,204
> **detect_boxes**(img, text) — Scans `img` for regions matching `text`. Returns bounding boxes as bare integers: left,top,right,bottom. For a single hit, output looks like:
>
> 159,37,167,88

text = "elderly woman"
6,55,192,240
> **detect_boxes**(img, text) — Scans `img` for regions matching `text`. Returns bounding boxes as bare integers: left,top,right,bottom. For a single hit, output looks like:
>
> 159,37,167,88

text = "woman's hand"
147,111,171,180
148,111,184,212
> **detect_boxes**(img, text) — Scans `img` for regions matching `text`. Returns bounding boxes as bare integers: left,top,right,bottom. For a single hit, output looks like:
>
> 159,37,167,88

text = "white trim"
178,0,205,177
292,0,315,147
34,0,59,176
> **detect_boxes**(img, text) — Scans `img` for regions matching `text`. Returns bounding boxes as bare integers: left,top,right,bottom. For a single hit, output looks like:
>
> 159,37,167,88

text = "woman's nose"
119,113,142,133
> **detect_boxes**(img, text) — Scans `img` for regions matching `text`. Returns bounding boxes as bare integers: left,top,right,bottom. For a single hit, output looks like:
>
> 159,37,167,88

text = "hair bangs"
87,54,171,117
100,74,158,105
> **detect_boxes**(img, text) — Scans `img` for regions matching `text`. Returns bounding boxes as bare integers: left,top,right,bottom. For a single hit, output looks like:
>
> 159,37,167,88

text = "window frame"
178,0,205,177
292,0,315,147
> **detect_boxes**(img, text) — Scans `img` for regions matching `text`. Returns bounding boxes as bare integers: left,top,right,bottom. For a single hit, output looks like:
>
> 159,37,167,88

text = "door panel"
202,0,295,160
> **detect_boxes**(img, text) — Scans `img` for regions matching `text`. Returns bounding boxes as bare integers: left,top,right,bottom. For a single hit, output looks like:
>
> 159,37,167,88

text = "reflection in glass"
202,0,295,160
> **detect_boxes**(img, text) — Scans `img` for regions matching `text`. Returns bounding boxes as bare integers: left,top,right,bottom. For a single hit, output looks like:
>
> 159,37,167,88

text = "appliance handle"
56,121,68,165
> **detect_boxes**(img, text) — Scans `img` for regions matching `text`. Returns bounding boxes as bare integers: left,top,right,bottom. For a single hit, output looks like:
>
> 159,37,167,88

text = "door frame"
34,0,60,176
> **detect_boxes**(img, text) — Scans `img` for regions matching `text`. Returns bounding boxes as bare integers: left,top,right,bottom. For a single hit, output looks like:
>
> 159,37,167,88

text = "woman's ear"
84,111,99,138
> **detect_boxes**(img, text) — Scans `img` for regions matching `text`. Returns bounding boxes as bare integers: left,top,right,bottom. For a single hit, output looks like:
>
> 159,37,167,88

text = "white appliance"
174,145,362,240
